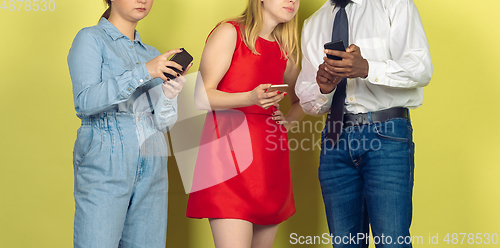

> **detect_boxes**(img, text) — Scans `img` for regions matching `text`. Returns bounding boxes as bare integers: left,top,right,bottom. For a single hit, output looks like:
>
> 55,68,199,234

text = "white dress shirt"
296,0,433,115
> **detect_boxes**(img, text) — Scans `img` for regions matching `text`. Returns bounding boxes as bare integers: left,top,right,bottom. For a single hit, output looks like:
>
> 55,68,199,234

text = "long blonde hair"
224,0,300,64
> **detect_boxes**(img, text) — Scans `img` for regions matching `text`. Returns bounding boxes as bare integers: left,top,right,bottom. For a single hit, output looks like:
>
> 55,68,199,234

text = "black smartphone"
165,49,193,79
324,40,346,60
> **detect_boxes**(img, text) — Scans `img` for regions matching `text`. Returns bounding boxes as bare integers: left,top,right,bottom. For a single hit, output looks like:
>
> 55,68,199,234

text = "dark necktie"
326,4,349,144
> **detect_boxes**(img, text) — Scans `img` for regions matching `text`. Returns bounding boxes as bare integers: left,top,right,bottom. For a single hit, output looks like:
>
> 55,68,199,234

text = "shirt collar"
330,0,363,7
98,17,147,49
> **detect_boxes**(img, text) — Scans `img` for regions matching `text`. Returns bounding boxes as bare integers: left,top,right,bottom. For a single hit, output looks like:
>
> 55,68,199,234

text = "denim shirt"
68,18,177,132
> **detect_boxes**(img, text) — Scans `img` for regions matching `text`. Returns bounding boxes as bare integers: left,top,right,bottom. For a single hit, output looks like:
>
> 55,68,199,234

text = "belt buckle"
355,113,368,126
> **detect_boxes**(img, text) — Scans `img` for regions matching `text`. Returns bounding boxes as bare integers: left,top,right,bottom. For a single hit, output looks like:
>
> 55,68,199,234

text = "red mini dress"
186,21,295,225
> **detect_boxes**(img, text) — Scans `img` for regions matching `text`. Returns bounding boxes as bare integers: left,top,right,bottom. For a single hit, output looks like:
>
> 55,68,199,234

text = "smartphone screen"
324,40,346,60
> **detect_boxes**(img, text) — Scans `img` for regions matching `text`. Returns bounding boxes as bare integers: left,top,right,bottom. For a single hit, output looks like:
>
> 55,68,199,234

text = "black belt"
343,107,409,127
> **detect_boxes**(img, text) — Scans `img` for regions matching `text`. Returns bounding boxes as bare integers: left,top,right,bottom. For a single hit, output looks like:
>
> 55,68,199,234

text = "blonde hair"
224,0,299,64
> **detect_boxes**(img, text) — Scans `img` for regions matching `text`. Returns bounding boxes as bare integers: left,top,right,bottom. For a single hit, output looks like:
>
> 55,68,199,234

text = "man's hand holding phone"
317,41,369,94
316,63,341,94
323,44,369,80
316,40,345,94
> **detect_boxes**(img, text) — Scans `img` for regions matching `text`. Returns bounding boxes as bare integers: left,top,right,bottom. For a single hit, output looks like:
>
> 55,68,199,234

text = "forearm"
204,88,253,110
366,53,432,89
286,101,307,124
73,65,150,116
295,80,335,116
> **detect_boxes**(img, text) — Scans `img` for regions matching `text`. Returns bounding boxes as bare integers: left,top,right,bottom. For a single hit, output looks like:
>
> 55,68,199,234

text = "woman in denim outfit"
67,0,191,247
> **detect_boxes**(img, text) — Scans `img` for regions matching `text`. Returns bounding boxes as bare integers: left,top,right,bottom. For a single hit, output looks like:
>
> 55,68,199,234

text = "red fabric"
186,21,295,225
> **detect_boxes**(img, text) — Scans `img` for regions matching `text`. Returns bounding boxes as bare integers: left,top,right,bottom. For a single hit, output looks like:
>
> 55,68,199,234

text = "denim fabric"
68,18,177,132
68,18,176,248
319,116,415,248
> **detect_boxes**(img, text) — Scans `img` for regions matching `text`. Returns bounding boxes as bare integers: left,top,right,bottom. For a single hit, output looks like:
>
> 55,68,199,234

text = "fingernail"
284,92,288,96
277,91,281,94
276,121,279,124
180,48,185,51
182,67,185,71
177,73,180,77
167,78,170,81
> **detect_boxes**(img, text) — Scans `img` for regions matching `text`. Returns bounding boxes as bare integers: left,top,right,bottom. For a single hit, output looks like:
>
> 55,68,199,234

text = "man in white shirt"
295,0,432,247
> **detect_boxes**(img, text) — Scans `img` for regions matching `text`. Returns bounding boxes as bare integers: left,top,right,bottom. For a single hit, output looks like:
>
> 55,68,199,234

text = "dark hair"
100,0,111,21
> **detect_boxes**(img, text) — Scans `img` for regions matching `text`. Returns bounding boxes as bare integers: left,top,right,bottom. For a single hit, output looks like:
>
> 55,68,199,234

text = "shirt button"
136,62,140,65
162,112,166,116
130,46,133,49
350,97,354,101
128,87,132,91
164,103,168,106
139,79,144,83
146,77,149,80
375,78,379,82
322,99,326,102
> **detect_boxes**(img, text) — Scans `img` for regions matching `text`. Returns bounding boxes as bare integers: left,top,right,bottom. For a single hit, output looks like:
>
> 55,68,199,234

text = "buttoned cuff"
366,60,387,85
156,92,177,115
154,93,178,132
121,64,153,98
159,91,177,106
312,85,336,115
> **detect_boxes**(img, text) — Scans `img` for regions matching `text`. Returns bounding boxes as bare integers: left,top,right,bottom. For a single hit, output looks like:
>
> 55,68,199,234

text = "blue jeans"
73,112,169,248
319,116,415,248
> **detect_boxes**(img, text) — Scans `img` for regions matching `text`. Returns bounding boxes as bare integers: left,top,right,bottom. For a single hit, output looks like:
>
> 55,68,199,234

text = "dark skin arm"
316,44,369,94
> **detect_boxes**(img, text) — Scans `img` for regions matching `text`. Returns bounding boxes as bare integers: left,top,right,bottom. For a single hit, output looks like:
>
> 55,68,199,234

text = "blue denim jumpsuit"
67,18,177,248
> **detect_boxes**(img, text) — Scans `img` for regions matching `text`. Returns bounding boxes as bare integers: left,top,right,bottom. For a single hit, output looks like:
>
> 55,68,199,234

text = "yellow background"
1,0,499,247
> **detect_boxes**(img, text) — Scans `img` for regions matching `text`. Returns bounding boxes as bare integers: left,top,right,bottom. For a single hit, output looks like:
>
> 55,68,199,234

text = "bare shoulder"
206,22,238,46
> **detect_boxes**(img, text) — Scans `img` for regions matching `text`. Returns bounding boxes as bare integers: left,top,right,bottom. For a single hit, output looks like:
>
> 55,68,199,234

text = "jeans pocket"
374,118,410,143
73,126,95,167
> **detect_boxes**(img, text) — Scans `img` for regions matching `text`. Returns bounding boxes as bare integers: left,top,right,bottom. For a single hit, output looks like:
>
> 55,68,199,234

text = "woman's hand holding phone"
162,61,193,99
146,48,184,82
248,84,286,110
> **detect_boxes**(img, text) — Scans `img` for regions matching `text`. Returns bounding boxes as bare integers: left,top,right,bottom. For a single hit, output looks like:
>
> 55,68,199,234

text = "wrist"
320,85,336,94
363,59,369,78
244,91,254,106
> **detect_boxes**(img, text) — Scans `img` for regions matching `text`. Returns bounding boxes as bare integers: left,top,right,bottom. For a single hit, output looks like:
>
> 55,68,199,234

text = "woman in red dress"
187,0,303,247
